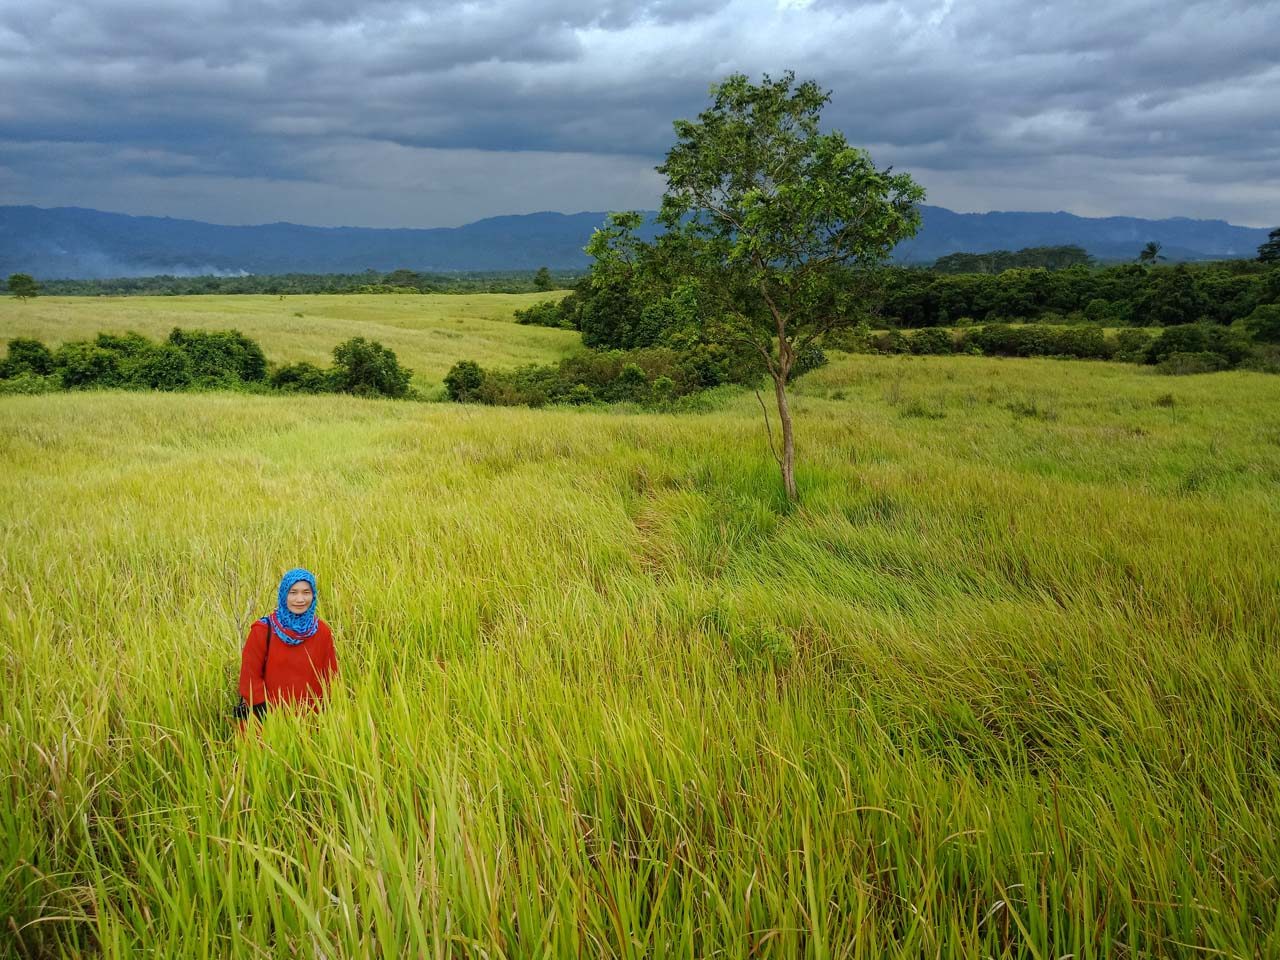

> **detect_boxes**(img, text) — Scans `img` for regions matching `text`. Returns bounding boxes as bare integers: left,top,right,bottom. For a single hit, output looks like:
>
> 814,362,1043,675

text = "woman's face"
286,581,314,614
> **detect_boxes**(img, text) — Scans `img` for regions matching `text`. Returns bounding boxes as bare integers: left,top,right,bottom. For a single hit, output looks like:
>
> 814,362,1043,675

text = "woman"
235,568,338,724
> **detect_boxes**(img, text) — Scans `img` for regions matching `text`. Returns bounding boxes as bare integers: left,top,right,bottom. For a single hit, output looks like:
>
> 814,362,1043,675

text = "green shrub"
1112,328,1153,364
1145,325,1207,364
1238,344,1280,374
1145,325,1252,366
659,333,759,388
168,328,267,383
557,347,716,399
0,338,54,378
0,372,59,395
51,333,197,391
3,328,427,396
822,320,873,351
650,376,677,404
966,324,1012,356
1243,304,1280,344
513,300,573,329
330,337,413,398
607,363,650,403
968,324,1113,359
565,383,596,405
54,342,123,389
910,328,954,355
789,345,829,379
447,346,722,409
872,330,911,354
472,363,563,407
270,362,334,393
1051,325,1113,359
125,343,192,391
95,332,154,359
444,360,486,402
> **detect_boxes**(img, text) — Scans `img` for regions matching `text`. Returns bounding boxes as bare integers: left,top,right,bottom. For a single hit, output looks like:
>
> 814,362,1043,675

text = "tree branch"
755,388,784,467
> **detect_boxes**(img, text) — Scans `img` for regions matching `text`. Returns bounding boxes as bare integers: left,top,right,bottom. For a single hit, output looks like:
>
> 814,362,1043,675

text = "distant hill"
901,208,1269,265
0,204,1271,279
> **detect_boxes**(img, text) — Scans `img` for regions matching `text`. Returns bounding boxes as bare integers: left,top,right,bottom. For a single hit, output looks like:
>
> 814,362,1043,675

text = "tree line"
931,245,1095,274
884,260,1279,328
10,267,570,297
515,258,1279,336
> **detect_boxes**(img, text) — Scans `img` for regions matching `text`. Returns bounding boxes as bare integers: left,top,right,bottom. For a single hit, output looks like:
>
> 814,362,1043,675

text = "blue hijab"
264,567,319,646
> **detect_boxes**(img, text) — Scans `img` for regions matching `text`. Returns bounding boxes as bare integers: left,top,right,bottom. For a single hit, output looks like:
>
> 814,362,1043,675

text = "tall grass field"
3,295,1279,957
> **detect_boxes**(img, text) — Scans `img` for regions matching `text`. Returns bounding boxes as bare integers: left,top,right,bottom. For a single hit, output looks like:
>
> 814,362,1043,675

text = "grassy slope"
3,352,1279,957
0,293,578,392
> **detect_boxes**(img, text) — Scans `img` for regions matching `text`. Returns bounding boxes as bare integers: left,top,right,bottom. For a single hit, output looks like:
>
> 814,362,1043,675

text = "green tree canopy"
6,273,38,299
589,71,924,500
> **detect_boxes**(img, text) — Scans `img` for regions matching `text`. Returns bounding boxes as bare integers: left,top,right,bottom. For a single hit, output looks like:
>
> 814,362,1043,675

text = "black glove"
233,698,268,721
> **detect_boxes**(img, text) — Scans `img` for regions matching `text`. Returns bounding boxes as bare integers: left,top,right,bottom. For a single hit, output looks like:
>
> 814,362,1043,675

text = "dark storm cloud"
0,0,1276,226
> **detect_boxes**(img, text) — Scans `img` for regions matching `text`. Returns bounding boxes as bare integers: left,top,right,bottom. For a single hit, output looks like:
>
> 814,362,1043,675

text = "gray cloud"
1,0,1277,227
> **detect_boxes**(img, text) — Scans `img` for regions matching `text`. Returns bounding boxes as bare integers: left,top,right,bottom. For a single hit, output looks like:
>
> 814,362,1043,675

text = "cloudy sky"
1,0,1277,228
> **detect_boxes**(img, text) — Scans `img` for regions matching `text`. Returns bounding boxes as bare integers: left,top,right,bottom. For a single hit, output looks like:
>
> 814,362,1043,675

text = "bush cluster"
513,299,576,329
869,322,1271,374
0,330,414,398
1141,323,1249,368
867,325,1114,359
444,341,822,408
0,330,267,392
961,324,1113,359
445,348,706,407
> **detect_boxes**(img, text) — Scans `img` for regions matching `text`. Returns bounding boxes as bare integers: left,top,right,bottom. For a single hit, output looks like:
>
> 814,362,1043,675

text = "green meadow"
2,296,1279,957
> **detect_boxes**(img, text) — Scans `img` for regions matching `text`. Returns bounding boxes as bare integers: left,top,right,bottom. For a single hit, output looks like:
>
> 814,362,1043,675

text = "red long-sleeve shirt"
238,618,338,710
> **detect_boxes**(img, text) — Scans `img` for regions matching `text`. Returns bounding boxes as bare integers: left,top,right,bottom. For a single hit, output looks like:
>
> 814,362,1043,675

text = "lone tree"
1258,228,1280,264
533,266,554,292
6,273,38,300
1137,241,1166,265
589,72,924,501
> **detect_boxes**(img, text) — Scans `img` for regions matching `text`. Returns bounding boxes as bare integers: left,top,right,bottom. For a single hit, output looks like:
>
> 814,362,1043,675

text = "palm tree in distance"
1137,241,1166,265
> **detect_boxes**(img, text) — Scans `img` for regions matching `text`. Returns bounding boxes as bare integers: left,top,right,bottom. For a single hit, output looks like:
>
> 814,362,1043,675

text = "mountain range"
0,204,1271,279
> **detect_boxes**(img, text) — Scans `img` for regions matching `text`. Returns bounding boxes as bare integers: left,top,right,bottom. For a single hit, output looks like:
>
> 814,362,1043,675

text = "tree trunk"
773,371,797,501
